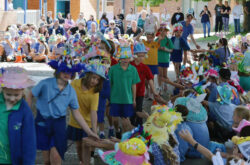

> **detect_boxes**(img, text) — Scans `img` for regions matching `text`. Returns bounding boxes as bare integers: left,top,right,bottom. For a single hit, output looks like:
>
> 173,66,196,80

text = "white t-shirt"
161,13,171,25
126,14,137,27
8,2,13,10
232,5,243,19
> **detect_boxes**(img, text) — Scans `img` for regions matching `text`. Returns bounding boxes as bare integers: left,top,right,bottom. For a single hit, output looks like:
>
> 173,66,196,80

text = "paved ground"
0,40,212,164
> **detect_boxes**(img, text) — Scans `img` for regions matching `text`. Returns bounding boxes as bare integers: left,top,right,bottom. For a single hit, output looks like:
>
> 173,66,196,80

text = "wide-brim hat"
0,67,35,89
133,42,148,54
98,138,151,165
205,69,219,78
48,58,82,74
217,85,233,104
81,60,108,79
174,94,208,123
232,136,250,160
173,23,183,32
116,46,133,59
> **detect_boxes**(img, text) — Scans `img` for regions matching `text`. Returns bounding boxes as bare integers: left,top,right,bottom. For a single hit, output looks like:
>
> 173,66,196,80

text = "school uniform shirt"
142,40,160,65
130,61,154,97
0,41,14,56
208,101,236,131
32,77,79,119
69,79,99,128
215,47,230,65
156,36,174,63
180,21,194,41
109,63,141,104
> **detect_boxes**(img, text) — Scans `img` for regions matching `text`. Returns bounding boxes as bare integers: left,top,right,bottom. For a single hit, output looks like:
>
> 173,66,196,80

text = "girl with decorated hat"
0,67,36,165
0,32,15,62
30,34,49,62
170,23,190,80
27,56,99,165
67,59,108,164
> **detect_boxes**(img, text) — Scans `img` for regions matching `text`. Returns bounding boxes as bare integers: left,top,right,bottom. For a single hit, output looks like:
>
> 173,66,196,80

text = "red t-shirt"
111,56,118,66
130,61,154,97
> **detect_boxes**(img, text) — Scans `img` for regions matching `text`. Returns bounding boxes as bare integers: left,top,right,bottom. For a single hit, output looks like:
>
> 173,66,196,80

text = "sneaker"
108,128,114,138
99,133,105,139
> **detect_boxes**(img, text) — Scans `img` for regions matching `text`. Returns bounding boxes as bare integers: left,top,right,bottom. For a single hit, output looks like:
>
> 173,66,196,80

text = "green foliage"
135,0,212,7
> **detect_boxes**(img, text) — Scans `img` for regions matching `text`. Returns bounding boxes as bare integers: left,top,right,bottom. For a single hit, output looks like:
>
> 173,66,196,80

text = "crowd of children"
0,16,250,165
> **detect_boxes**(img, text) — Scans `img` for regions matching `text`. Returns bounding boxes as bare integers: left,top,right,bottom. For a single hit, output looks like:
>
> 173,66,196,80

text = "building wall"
70,0,80,20
0,0,4,10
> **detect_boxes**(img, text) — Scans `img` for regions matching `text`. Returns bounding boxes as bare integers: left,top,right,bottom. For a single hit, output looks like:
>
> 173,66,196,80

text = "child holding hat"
27,56,98,165
0,67,36,165
109,45,140,137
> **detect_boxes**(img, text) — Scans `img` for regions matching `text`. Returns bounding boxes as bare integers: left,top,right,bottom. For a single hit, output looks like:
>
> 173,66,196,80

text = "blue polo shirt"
180,21,194,41
0,41,14,56
32,77,79,119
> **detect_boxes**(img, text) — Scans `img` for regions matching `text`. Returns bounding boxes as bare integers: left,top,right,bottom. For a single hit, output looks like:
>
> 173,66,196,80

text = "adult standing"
125,8,137,31
232,0,243,35
105,20,121,39
144,9,158,34
64,13,75,32
181,14,200,65
7,0,13,11
214,0,225,35
76,12,86,26
46,11,53,27
161,8,171,26
115,14,125,35
126,20,142,37
200,5,212,38
57,12,65,24
86,15,98,32
100,12,109,34
38,14,47,27
137,10,147,29
222,1,231,35
171,7,184,26
244,0,250,32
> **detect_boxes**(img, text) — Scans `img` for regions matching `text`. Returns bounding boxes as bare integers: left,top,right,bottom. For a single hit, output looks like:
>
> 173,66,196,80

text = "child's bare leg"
50,147,61,165
42,151,50,165
76,141,83,163
183,51,187,65
121,118,133,132
81,142,91,165
158,67,163,88
173,63,178,79
113,117,119,132
163,67,168,91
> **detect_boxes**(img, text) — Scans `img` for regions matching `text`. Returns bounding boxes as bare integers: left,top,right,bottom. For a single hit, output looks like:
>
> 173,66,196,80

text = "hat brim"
1,78,35,89
217,86,231,104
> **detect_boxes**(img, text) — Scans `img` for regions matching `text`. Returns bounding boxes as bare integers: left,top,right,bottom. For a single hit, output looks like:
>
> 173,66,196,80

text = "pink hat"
205,69,218,78
0,67,35,89
233,119,250,133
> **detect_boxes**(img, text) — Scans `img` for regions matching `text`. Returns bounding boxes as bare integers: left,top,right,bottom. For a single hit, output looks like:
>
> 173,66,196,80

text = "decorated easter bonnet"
143,105,182,145
98,137,151,165
133,42,148,54
174,94,208,123
38,34,46,42
217,85,233,104
48,55,82,73
233,119,250,133
82,59,108,79
205,69,219,78
115,46,133,59
173,23,183,32
232,136,250,161
0,67,35,89
81,45,110,61
238,51,250,74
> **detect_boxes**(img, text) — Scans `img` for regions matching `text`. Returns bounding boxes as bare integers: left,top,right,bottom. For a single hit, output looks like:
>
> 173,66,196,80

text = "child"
232,106,250,128
130,42,160,126
20,35,33,62
31,34,49,62
170,23,190,79
0,32,15,62
67,60,107,165
109,46,140,136
156,23,174,93
50,35,66,60
0,67,36,165
27,57,98,165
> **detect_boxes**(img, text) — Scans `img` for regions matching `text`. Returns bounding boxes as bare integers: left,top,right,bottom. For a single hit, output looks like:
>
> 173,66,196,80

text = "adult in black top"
69,22,86,36
200,5,212,38
222,1,231,33
46,11,53,26
126,20,142,37
115,15,125,34
214,0,225,33
171,7,184,25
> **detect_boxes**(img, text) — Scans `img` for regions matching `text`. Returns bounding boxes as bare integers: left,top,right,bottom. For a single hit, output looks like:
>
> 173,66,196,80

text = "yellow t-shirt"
142,40,160,65
69,79,99,128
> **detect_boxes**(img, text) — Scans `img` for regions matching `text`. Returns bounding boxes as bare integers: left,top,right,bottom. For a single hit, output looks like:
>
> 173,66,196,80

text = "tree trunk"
242,0,249,32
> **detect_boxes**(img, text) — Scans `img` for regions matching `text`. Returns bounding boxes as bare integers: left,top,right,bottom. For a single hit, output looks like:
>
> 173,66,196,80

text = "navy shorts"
67,125,88,141
158,62,169,68
97,97,108,123
110,104,134,118
147,65,158,75
35,111,67,159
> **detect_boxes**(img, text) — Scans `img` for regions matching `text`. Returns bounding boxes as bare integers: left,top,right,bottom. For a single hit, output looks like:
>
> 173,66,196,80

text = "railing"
16,9,40,26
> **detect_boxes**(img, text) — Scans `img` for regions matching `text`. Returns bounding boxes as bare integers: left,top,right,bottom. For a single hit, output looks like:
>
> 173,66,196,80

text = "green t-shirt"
0,93,21,164
156,37,174,63
109,63,140,104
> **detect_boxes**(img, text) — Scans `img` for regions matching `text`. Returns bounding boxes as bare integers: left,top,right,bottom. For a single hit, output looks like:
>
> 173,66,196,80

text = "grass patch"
196,31,247,42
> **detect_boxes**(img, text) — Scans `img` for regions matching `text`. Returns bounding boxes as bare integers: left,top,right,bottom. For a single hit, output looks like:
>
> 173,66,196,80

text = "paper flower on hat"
82,59,108,79
82,45,110,61
173,23,183,32
231,136,250,160
205,69,219,78
38,34,46,42
98,138,151,165
0,67,35,89
143,105,182,145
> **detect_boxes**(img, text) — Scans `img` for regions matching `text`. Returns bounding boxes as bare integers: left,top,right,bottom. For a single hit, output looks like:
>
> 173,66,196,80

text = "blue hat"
116,46,133,59
48,56,82,74
217,85,233,104
82,60,108,79
133,42,147,54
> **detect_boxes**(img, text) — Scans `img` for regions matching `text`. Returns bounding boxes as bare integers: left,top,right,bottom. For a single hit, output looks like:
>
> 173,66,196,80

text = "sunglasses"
110,23,115,25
